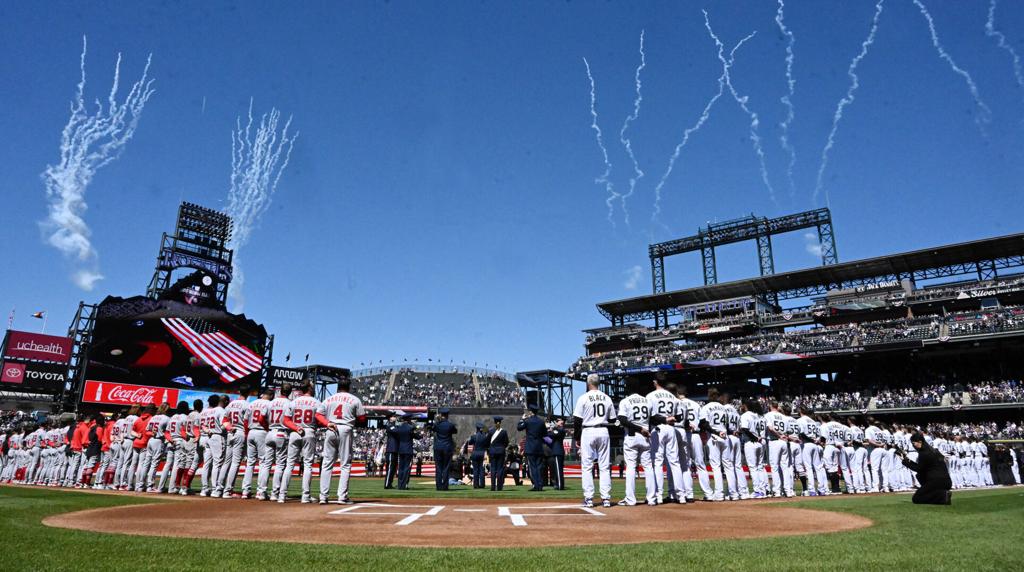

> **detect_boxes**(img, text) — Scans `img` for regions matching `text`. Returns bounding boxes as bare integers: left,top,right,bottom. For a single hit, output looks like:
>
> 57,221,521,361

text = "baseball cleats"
277,496,286,504
616,499,634,506
319,498,328,505
601,499,612,508
301,496,312,504
582,498,594,508
646,499,658,506
199,490,209,497
337,498,354,505
255,493,268,501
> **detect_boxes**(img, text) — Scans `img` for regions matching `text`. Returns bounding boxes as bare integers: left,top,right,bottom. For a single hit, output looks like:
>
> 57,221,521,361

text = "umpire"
488,416,508,491
518,404,547,491
432,408,457,491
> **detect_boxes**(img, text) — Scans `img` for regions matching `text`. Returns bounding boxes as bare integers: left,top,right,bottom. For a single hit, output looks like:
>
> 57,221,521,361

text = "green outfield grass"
1,484,1022,571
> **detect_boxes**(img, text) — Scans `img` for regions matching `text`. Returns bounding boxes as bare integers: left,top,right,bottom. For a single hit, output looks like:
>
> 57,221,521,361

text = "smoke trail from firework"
583,57,619,227
986,0,1024,101
225,99,297,310
40,36,155,291
776,0,797,200
813,0,884,206
705,11,776,204
618,30,646,226
651,29,756,222
913,0,992,127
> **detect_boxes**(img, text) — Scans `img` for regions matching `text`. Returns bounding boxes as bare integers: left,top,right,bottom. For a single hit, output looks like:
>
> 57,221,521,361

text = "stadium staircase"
382,371,398,403
471,372,482,406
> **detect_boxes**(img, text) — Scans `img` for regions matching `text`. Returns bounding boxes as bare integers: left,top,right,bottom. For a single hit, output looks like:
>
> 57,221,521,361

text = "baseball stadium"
3,2,1024,571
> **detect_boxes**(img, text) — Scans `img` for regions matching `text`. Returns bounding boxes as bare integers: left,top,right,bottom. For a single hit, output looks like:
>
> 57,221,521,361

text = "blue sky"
1,1,1023,374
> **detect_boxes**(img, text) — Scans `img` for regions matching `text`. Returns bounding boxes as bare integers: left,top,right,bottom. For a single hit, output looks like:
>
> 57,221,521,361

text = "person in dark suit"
896,432,952,505
462,422,488,488
547,417,567,490
518,405,548,491
387,413,421,490
488,416,509,491
382,414,400,489
432,408,458,491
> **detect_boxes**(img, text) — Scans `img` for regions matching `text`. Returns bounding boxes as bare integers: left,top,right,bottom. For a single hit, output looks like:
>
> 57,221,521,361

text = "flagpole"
6,307,13,331
41,313,47,334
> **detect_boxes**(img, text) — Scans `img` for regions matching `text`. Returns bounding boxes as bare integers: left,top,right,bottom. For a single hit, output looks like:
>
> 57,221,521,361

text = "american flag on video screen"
161,317,262,383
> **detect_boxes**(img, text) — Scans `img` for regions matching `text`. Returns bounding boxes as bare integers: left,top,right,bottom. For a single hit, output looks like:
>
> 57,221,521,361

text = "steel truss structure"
147,202,234,308
648,209,838,327
516,369,574,418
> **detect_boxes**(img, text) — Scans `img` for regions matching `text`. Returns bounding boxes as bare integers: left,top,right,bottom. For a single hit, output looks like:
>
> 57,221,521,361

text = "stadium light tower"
146,202,235,309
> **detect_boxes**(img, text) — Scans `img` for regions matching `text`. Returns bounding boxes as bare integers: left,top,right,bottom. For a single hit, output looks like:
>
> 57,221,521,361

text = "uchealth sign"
81,380,242,407
3,330,73,363
1,360,67,392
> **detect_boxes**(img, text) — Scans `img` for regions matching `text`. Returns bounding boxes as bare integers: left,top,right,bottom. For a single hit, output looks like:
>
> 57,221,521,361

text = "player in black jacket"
896,433,952,505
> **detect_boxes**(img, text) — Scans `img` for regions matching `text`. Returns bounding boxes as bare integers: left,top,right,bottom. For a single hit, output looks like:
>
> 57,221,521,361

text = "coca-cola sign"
3,330,73,363
82,380,179,407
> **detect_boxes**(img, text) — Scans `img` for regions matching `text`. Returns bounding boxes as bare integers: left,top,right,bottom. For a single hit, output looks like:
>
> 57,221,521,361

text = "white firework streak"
225,99,297,310
776,0,797,200
705,10,776,204
618,30,646,226
40,36,155,291
583,57,619,227
651,28,756,223
913,0,992,127
813,0,884,206
986,0,1024,101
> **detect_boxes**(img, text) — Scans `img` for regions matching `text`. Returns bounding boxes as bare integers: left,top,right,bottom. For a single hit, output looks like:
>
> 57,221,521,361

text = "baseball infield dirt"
44,495,871,547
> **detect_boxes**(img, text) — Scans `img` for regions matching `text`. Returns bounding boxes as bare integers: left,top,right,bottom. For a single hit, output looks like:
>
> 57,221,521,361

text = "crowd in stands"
788,391,870,412
477,374,525,407
874,385,947,409
927,421,1024,441
387,371,477,408
572,305,1024,375
967,380,1024,405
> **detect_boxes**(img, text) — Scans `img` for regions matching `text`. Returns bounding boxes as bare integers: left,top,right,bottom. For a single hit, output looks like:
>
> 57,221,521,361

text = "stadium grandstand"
351,364,525,408
572,212,1024,419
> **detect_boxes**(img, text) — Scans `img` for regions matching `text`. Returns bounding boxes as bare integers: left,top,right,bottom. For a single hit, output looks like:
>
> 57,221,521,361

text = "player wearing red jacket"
63,415,91,487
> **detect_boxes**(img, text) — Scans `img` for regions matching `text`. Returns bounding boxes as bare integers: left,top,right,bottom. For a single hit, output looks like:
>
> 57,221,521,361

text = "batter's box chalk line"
328,503,446,526
498,505,606,527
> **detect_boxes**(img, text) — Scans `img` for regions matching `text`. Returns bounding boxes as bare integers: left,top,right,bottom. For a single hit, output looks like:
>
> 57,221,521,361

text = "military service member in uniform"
487,416,508,491
431,407,458,491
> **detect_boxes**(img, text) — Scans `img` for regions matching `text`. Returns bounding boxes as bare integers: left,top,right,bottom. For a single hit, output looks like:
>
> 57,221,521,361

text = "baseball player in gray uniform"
317,378,367,504
179,399,204,495
140,404,170,492
219,388,253,498
198,395,227,497
116,406,140,490
158,402,189,494
573,374,616,508
264,384,300,502
646,379,684,504
617,388,656,506
282,383,321,503
241,389,274,499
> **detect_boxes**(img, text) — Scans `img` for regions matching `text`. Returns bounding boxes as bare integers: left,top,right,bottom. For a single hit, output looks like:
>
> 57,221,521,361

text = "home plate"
328,503,445,526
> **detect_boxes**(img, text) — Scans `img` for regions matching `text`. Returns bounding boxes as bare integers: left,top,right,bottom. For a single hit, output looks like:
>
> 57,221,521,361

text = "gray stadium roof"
597,232,1024,320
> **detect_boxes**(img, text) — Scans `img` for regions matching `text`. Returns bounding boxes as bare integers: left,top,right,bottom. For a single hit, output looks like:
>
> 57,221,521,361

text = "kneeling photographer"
895,433,952,505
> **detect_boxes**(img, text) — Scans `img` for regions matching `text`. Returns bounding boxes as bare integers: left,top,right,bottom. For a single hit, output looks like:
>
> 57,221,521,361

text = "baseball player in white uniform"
220,388,253,498
318,378,367,504
282,383,321,503
739,401,767,498
573,374,615,508
865,419,890,493
241,389,274,499
723,397,745,500
846,418,868,494
617,387,656,506
763,402,794,497
198,395,227,497
700,389,735,501
646,379,684,504
796,407,826,496
819,414,848,494
676,386,710,501
781,405,805,492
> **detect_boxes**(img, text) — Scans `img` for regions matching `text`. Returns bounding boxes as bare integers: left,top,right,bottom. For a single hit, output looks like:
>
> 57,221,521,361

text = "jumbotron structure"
575,210,1024,424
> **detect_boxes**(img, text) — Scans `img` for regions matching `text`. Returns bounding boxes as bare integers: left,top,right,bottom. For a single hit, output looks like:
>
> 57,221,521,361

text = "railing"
352,363,516,382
